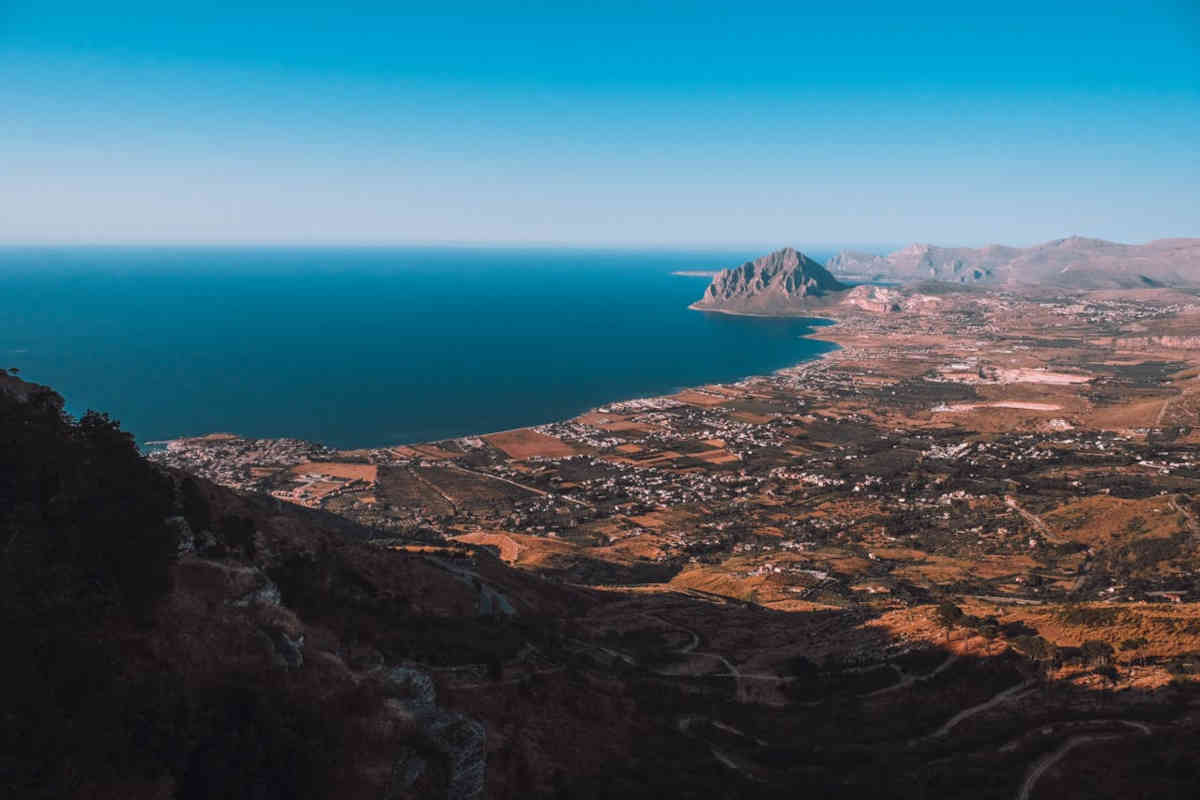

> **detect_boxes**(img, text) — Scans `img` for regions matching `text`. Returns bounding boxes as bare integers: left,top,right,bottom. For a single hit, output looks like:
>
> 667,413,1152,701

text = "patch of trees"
1080,639,1116,667
1118,532,1189,571
1056,605,1128,626
0,387,356,798
1166,654,1200,676
1,389,177,622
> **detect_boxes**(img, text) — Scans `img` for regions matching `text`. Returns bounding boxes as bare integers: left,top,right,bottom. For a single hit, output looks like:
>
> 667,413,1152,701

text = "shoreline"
150,314,845,451
688,301,840,319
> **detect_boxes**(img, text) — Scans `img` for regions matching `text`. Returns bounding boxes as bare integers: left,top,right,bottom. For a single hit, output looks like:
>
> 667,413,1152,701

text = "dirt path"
1155,394,1174,427
410,467,460,512
423,554,516,616
642,613,701,654
866,652,960,698
641,612,745,698
1015,721,1150,800
960,594,1046,606
1005,496,1067,545
675,716,765,782
925,678,1036,740
446,463,595,508
1171,495,1199,537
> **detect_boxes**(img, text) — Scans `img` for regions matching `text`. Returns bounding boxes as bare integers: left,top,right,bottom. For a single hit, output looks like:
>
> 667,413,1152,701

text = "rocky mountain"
827,236,1200,289
690,247,847,314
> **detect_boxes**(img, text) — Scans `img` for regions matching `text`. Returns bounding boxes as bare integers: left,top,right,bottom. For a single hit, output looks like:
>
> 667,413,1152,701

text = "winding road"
925,678,1037,739
866,651,960,697
1015,720,1151,800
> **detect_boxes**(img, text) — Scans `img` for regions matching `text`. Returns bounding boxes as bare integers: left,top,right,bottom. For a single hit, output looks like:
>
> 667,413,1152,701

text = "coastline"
688,301,839,319
153,314,844,451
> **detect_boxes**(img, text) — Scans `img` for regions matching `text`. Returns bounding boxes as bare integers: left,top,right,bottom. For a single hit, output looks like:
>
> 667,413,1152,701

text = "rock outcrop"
691,247,846,314
842,284,902,313
378,665,486,800
841,284,942,314
828,236,1200,289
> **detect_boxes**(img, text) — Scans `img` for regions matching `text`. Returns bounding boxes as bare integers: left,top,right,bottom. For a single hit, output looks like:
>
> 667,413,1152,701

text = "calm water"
1,247,842,448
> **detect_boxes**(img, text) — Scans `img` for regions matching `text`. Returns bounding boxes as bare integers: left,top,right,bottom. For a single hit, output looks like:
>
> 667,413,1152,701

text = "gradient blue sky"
2,1,1197,247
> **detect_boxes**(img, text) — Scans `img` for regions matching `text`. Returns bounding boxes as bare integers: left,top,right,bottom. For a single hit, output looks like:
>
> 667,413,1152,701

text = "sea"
0,246,852,449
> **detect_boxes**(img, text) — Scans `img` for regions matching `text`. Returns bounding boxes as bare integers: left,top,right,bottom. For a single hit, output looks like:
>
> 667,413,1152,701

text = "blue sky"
2,1,1197,247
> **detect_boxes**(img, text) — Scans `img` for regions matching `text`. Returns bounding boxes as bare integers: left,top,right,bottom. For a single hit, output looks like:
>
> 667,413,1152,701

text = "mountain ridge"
826,236,1200,289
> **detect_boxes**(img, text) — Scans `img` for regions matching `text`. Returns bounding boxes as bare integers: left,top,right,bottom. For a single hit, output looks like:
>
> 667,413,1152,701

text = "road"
410,468,460,512
866,651,960,698
960,594,1045,606
446,463,595,508
1005,496,1067,545
423,554,516,616
675,716,766,782
1155,392,1174,427
642,612,701,654
640,612,748,699
1171,494,1199,538
925,678,1036,739
1015,721,1150,800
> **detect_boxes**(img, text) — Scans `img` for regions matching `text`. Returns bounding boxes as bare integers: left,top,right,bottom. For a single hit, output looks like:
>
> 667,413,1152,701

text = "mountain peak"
691,247,846,313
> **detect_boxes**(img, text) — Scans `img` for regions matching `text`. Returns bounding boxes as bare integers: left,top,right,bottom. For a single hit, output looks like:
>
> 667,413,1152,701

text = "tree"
1011,634,1057,680
935,601,964,643
1120,637,1149,666
1081,639,1116,668
979,621,1000,655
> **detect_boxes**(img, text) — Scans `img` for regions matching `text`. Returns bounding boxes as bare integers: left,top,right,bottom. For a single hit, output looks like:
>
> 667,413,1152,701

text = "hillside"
9,347,1200,800
0,376,620,800
827,236,1200,288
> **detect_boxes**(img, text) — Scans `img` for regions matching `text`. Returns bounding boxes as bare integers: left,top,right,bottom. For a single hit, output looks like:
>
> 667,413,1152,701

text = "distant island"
671,270,721,277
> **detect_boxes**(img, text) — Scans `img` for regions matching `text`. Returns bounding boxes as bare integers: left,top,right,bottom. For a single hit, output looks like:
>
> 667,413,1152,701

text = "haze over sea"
1,247,853,448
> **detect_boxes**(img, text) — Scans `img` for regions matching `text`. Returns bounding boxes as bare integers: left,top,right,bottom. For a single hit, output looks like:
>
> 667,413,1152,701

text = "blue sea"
1,247,844,449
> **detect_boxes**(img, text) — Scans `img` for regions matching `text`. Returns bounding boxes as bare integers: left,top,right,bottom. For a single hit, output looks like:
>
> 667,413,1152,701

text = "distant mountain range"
827,236,1200,289
691,238,1200,316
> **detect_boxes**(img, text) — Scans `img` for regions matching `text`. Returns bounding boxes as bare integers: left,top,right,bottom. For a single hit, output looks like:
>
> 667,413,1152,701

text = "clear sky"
2,1,1197,247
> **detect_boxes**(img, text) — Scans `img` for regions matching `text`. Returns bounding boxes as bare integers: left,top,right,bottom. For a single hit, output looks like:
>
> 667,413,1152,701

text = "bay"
0,246,843,448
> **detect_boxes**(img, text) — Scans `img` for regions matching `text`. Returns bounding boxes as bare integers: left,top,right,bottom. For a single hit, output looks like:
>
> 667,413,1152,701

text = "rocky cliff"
691,247,847,314
827,236,1200,289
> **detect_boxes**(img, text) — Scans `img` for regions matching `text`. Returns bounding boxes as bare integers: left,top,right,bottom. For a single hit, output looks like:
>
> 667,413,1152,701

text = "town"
155,287,1200,612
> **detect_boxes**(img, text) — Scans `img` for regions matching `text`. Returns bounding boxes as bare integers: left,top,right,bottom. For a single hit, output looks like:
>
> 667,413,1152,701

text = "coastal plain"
153,279,1200,798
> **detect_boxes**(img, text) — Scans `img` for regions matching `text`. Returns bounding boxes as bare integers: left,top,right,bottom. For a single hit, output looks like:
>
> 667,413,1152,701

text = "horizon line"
0,239,903,252
0,234,1192,251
